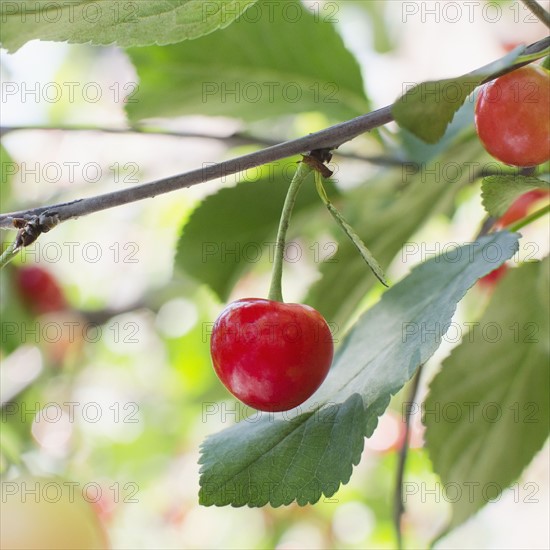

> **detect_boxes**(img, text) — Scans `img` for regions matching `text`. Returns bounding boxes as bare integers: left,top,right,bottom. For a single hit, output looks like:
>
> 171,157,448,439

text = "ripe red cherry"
497,188,549,227
210,298,333,412
475,65,550,167
15,265,67,314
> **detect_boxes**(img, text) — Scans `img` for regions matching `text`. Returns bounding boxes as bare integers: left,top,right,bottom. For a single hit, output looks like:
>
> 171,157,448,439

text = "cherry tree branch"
520,0,550,28
1,37,548,235
0,105,394,228
0,125,403,165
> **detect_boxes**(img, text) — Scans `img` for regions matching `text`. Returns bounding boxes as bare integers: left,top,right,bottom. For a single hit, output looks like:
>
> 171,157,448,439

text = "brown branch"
0,105,394,227
1,36,548,232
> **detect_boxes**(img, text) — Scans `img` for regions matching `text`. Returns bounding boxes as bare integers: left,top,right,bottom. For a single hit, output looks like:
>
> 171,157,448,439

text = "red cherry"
15,265,67,314
210,298,334,412
497,188,549,227
478,263,508,288
475,65,550,167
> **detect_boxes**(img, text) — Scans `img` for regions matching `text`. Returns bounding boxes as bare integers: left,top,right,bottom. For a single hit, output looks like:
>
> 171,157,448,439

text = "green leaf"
174,163,337,301
350,1,395,53
400,98,475,164
199,232,520,507
424,258,549,536
0,145,14,205
481,175,550,218
392,47,525,144
307,135,486,327
0,266,35,355
0,0,258,52
515,47,550,65
126,0,369,122
199,394,366,507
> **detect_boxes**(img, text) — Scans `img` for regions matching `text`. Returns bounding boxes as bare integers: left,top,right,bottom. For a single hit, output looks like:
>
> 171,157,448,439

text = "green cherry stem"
0,242,20,270
267,161,313,303
508,203,550,232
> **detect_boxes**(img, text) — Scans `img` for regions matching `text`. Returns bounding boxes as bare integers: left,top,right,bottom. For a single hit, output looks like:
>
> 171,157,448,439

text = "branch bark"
1,36,548,231
0,105,394,227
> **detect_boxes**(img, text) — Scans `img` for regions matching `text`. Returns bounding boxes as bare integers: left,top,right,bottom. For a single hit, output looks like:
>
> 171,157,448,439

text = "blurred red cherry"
475,65,550,167
15,265,67,314
478,264,508,289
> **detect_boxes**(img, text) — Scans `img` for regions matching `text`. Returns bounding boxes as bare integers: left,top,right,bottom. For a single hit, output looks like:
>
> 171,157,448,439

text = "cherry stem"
508,203,550,232
267,162,312,303
0,242,18,270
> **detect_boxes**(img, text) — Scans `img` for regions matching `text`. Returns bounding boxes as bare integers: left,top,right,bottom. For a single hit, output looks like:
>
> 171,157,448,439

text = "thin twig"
520,0,550,28
394,365,424,550
1,37,548,231
0,125,404,166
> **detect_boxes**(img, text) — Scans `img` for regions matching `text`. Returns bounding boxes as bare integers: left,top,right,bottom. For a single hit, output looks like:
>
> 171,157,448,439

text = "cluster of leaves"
1,0,549,543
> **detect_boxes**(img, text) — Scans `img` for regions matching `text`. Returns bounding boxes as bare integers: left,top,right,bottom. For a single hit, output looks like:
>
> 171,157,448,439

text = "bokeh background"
1,1,549,548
